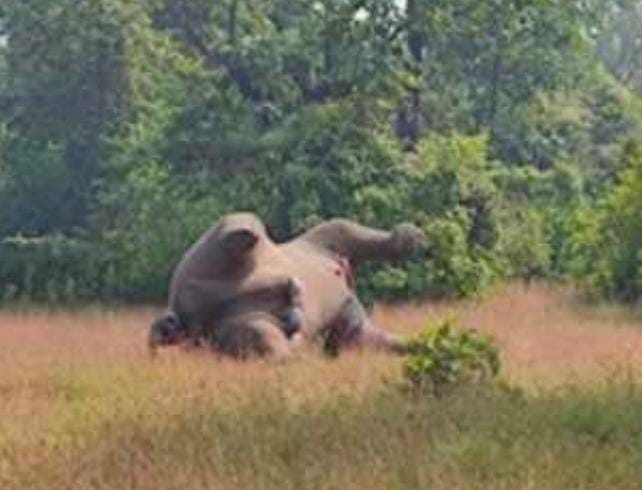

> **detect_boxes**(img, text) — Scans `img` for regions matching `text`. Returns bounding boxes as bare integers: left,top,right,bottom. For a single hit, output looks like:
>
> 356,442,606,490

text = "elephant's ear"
223,228,259,254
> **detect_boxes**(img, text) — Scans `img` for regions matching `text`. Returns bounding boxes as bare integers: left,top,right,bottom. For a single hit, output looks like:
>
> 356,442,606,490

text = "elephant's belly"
258,244,353,335
210,243,353,338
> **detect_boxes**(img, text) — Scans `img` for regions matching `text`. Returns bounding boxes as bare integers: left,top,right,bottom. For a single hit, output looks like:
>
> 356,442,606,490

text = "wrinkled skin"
149,213,426,359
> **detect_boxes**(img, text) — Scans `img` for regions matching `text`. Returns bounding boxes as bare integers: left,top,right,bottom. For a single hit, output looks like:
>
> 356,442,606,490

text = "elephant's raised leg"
212,313,294,360
299,219,426,266
322,296,407,356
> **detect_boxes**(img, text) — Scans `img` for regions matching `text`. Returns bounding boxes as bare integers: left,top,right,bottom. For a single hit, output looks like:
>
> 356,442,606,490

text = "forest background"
1,0,642,305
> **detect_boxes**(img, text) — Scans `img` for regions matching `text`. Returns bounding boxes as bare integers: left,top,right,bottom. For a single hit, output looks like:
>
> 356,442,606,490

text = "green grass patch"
4,377,642,490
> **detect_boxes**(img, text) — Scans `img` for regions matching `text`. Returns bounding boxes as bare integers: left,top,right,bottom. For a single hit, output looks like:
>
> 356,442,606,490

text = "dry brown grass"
2,284,642,490
374,282,642,384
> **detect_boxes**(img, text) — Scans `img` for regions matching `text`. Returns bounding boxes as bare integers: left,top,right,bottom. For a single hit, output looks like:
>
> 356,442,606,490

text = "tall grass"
3,379,642,490
2,285,642,489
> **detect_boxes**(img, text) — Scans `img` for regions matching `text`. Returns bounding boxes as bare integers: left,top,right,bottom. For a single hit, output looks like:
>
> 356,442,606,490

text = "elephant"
148,212,426,359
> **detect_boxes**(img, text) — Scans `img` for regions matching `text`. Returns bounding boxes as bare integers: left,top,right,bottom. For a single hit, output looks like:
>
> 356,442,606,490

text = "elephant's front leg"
322,296,408,356
179,273,306,340
299,219,426,266
213,313,294,360
277,277,305,338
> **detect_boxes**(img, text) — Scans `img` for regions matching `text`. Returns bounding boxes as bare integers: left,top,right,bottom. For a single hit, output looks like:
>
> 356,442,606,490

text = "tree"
571,140,642,300
596,1,642,90
1,0,641,303
0,0,130,234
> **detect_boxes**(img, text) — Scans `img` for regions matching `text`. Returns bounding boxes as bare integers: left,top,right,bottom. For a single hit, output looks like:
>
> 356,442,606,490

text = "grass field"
2,284,642,490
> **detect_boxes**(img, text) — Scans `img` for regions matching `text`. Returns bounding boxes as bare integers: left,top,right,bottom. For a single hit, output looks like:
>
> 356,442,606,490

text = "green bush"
96,162,224,301
403,319,501,396
570,140,642,301
357,133,501,302
0,234,102,303
496,205,551,280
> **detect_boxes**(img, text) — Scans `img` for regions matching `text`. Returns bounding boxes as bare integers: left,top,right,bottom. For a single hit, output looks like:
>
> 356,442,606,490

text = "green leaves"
570,140,642,301
1,0,641,303
403,319,501,396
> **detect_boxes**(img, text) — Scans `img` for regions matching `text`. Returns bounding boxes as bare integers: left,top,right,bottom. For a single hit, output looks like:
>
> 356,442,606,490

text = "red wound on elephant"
333,256,355,290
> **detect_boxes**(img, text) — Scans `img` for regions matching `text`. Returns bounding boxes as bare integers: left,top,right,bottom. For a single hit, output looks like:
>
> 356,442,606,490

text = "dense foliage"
1,0,642,303
403,319,500,396
571,141,642,301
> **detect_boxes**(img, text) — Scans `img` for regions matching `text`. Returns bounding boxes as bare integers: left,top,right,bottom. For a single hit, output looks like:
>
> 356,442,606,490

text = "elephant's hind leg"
214,314,292,360
299,219,426,266
323,296,407,356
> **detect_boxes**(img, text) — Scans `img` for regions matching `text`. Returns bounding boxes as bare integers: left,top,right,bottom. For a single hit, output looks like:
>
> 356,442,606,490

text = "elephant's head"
148,312,186,356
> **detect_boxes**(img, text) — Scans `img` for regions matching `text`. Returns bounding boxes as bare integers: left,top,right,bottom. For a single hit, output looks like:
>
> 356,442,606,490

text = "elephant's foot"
148,311,188,356
389,223,427,257
323,321,407,356
322,296,408,356
357,326,408,355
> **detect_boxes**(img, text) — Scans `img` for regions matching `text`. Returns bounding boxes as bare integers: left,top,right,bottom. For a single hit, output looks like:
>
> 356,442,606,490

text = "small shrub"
403,319,501,396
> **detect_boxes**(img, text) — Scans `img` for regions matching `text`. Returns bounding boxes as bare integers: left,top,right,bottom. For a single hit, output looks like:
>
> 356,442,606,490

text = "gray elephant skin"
148,213,426,359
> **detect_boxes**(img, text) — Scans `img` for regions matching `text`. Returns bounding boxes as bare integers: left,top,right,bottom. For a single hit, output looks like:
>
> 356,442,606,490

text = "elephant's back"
168,230,219,307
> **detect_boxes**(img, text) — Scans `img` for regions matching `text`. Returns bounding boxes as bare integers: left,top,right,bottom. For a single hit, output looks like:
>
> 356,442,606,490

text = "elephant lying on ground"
148,213,426,359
